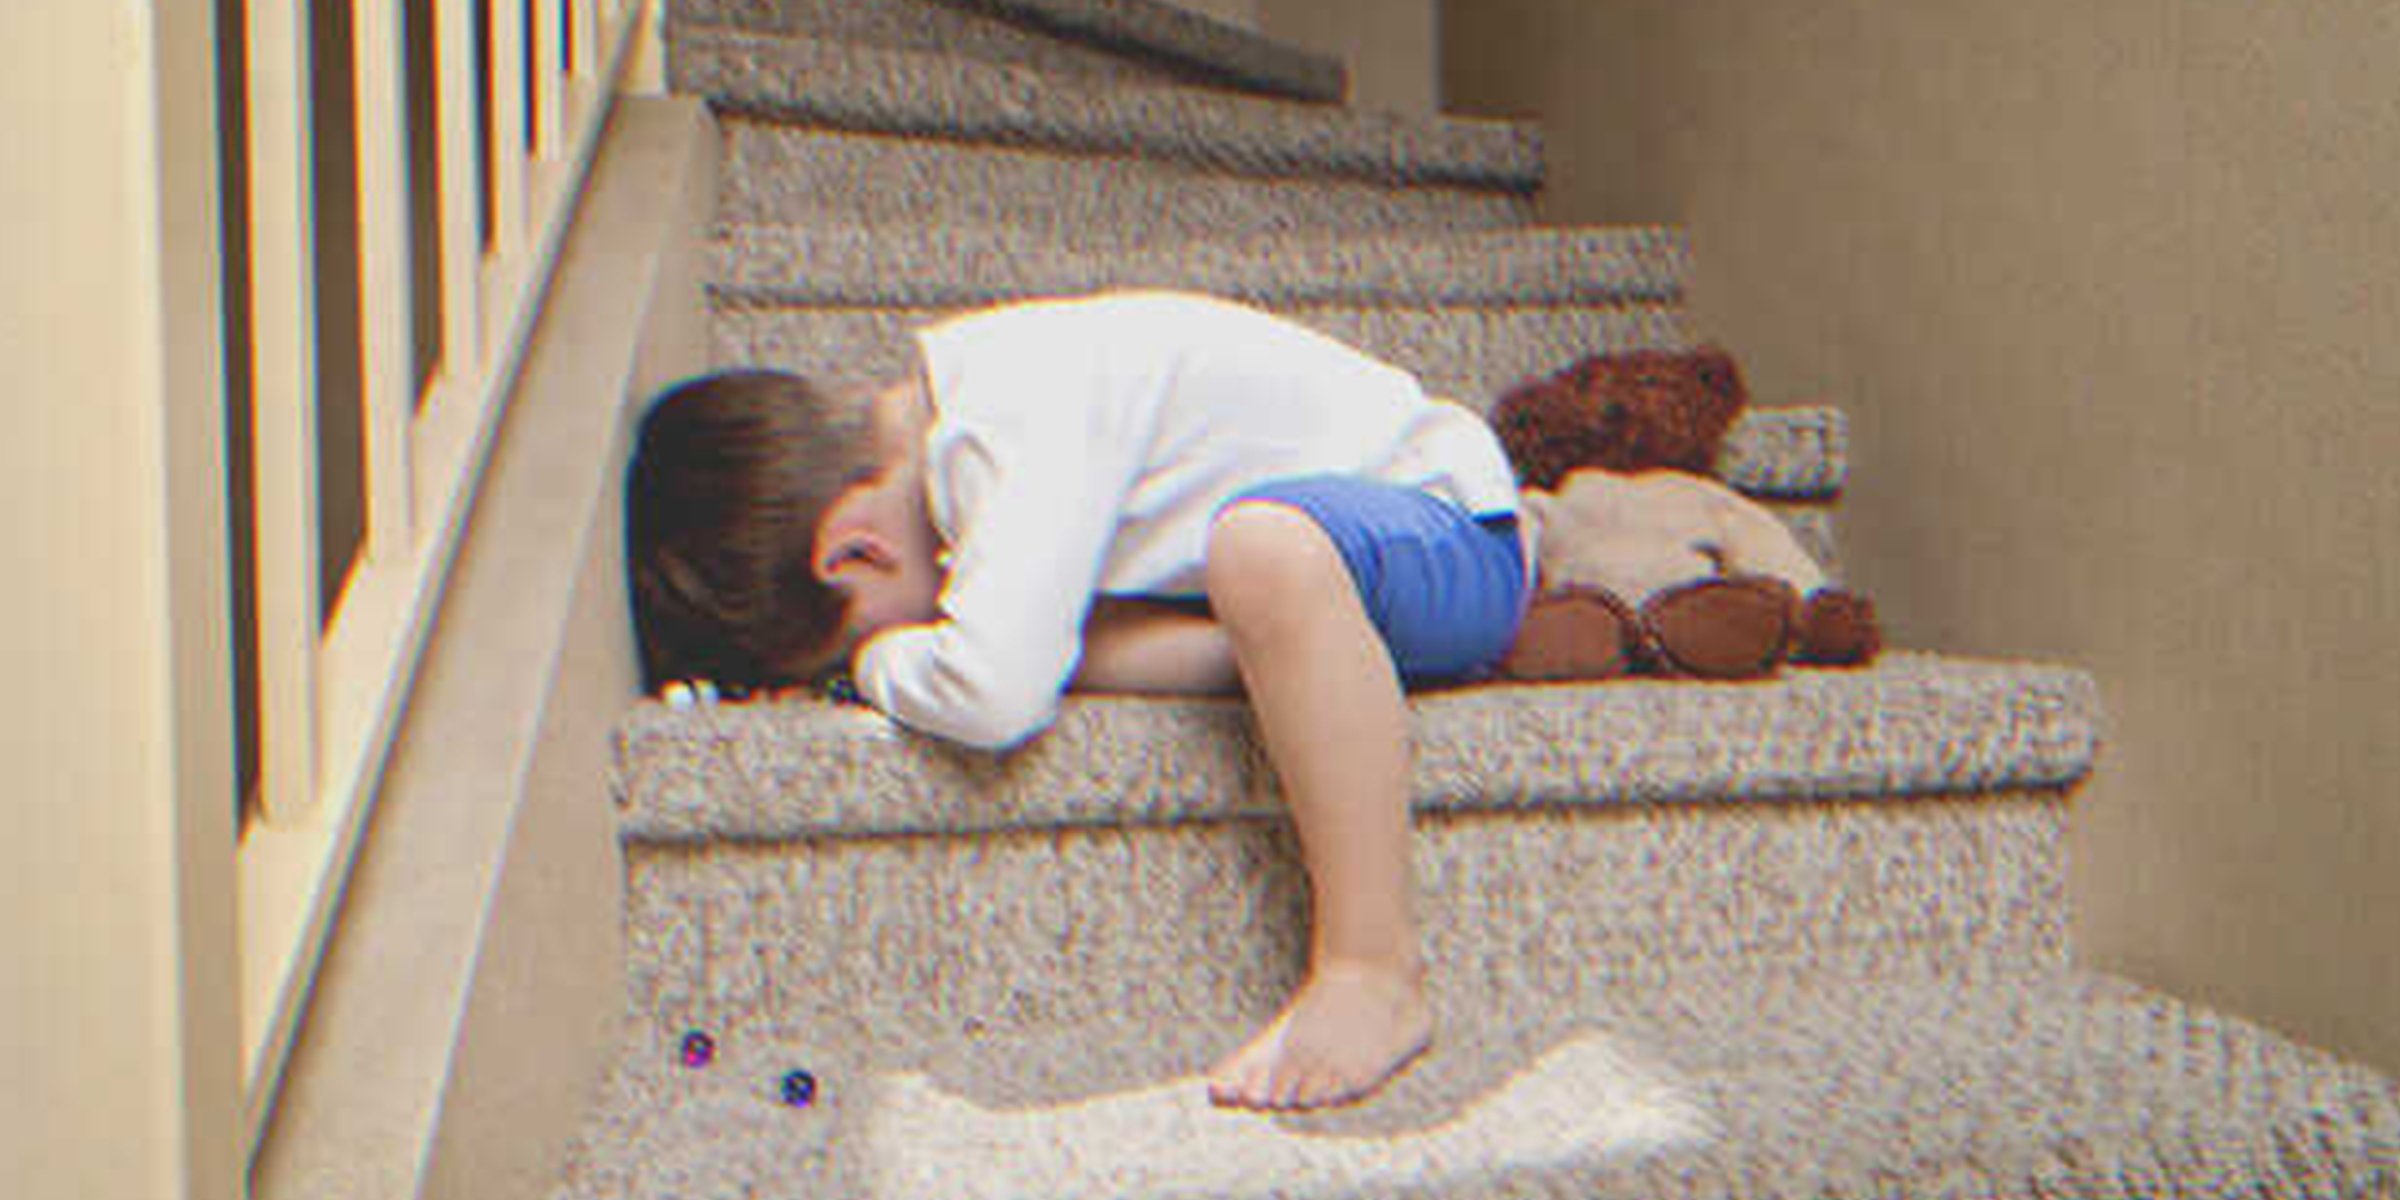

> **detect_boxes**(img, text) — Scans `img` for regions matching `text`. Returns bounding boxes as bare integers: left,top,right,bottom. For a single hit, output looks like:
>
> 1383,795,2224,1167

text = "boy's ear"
813,528,897,583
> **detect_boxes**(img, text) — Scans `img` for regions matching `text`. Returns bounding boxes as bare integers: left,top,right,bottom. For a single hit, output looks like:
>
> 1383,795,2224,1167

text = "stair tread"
669,25,1541,189
669,5,1210,96
716,120,1538,233
550,965,2400,1199
615,651,2099,842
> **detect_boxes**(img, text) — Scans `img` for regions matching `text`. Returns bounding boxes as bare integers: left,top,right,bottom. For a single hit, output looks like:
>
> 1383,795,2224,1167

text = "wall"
1445,0,2400,1074
2,2,243,1198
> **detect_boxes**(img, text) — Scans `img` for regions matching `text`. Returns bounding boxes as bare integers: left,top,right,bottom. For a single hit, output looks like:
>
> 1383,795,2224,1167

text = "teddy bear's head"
1489,346,1749,491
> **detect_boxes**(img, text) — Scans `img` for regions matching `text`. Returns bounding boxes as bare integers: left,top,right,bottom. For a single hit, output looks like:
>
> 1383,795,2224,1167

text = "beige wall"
1446,0,2400,1074
3,2,243,1199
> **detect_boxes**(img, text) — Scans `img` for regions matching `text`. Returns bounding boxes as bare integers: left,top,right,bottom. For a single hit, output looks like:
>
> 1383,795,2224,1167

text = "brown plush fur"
1490,346,1749,491
1488,345,1882,681
1793,589,1882,666
1497,585,1637,681
1640,575,1798,679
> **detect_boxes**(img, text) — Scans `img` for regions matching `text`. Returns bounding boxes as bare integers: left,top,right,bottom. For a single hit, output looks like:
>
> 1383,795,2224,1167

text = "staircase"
548,1,2400,1196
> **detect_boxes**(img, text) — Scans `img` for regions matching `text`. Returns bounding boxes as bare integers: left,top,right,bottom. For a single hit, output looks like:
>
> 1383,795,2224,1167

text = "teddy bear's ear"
1692,346,1748,409
1490,376,1578,491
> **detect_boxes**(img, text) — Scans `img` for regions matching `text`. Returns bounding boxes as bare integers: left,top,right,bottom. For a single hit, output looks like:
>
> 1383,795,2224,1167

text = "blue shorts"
1225,476,1528,684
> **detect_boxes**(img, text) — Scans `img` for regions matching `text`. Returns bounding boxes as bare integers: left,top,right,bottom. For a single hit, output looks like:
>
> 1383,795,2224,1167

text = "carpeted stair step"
711,301,1681,438
715,301,1682,413
615,653,2095,1036
673,0,1346,103
667,3,1211,96
710,224,1685,309
550,964,2400,1200
669,26,1540,191
715,125,1535,238
948,0,1346,103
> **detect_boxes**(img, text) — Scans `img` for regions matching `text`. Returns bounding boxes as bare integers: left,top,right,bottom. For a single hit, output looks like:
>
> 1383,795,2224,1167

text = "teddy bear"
1487,346,1881,681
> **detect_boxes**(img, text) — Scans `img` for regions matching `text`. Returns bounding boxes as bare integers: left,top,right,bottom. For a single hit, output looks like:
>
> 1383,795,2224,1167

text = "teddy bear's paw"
1792,588,1881,667
1497,587,1639,681
1639,575,1797,680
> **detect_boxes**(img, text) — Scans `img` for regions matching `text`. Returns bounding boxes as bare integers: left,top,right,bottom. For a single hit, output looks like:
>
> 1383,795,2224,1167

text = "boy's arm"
853,420,1136,749
1072,599,1241,695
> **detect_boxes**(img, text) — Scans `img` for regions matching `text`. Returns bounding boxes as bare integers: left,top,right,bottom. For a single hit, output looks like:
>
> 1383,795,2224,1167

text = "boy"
627,291,1528,1111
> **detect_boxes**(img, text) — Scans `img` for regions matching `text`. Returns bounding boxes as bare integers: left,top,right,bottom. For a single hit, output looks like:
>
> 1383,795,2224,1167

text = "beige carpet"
868,1029,1704,1200
550,968,2400,1200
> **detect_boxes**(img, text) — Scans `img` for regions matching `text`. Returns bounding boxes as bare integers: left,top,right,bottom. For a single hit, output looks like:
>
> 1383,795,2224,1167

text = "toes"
1267,1060,1308,1111
1305,1060,1369,1112
1288,1064,1337,1111
1234,1063,1274,1110
1207,1046,1273,1110
1276,1047,1346,1111
1204,1066,1247,1108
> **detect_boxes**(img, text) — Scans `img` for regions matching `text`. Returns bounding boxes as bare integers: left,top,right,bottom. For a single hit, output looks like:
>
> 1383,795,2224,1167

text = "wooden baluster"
246,0,322,825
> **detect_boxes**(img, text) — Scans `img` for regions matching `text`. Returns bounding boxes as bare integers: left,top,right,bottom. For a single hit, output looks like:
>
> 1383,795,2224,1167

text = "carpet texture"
709,225,1689,309
670,27,1540,189
551,968,2400,1200
615,653,2096,841
624,789,2071,1041
670,3,1186,93
942,0,1347,102
712,300,1692,405
550,1,2400,1196
674,0,1345,101
714,123,1536,234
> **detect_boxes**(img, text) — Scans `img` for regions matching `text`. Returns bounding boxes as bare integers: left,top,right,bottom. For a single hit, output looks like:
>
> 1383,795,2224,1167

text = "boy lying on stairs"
626,290,1530,1112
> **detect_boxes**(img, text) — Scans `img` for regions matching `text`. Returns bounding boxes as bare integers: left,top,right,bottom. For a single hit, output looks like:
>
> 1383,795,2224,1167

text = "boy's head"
626,368,932,695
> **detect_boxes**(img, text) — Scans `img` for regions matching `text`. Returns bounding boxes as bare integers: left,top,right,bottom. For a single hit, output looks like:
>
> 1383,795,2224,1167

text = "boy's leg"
1200,500,1432,1111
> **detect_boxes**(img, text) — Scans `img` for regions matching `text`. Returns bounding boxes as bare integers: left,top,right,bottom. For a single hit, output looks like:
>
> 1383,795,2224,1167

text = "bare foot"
1206,960,1433,1111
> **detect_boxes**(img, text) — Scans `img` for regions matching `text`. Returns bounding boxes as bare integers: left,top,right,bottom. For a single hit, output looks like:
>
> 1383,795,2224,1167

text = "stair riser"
625,790,2068,1043
712,302,1691,413
674,0,1194,91
704,305,1854,508
718,122,1536,235
713,227,1683,307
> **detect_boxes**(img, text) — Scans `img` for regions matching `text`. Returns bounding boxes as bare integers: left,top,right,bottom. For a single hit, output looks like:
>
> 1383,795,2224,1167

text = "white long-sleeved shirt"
853,291,1520,749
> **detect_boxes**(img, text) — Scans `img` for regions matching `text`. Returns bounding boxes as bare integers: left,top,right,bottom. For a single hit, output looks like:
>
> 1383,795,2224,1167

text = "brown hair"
625,369,879,695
